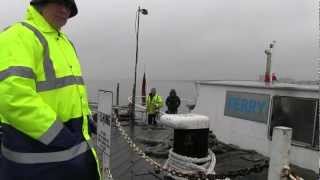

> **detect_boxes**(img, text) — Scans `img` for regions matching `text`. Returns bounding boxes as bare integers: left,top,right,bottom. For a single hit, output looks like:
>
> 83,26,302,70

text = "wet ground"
106,120,318,180
0,119,316,180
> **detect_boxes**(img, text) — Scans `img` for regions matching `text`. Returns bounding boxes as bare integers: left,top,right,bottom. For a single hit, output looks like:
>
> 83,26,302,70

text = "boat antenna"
264,40,276,83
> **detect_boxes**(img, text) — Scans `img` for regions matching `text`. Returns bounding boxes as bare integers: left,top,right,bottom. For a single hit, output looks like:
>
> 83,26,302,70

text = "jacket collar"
25,5,60,34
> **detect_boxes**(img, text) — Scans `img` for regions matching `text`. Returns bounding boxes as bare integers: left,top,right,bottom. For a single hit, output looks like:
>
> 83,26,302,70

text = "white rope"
163,148,217,179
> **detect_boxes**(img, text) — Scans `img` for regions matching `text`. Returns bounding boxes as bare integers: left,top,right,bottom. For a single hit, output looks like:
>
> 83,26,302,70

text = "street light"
131,6,148,125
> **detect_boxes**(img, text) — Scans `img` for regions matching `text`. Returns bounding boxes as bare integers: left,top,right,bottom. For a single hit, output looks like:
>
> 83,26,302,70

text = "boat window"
224,91,270,123
269,96,318,148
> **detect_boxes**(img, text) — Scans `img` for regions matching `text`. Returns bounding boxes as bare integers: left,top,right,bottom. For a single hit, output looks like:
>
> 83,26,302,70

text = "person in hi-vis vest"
0,0,100,179
146,88,164,125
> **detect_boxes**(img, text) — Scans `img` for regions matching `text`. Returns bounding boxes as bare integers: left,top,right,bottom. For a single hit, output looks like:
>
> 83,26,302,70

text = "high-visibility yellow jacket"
0,114,3,141
0,5,100,180
146,94,164,114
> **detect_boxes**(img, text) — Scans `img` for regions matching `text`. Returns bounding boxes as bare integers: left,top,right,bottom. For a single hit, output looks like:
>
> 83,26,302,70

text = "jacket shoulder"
0,22,42,68
0,22,38,43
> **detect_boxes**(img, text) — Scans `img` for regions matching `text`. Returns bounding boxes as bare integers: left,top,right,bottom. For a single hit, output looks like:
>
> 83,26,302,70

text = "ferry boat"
193,80,319,173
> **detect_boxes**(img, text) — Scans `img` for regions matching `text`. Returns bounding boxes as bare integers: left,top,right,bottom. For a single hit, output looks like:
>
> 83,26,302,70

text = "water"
85,79,198,113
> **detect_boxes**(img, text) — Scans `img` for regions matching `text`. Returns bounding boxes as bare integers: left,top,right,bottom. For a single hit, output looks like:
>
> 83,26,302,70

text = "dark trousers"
0,123,2,164
0,118,99,180
167,109,178,114
148,114,157,125
0,130,2,168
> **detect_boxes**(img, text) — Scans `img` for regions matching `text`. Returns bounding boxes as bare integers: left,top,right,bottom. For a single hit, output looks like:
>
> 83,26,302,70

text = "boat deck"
105,120,317,180
109,124,164,180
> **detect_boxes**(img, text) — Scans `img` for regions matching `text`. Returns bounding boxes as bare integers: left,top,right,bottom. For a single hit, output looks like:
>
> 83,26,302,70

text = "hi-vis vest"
0,5,100,180
146,94,164,114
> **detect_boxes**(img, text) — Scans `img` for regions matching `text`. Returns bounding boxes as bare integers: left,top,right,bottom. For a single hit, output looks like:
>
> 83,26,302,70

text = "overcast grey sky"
1,0,318,81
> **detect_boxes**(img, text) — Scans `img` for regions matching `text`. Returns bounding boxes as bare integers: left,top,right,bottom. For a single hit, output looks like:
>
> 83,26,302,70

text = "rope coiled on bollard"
163,149,218,179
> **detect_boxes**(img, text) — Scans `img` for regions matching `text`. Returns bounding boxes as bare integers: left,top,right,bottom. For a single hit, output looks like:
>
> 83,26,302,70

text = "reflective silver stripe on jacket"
0,66,36,81
1,139,93,164
20,22,56,81
19,22,85,91
37,76,84,92
38,120,64,145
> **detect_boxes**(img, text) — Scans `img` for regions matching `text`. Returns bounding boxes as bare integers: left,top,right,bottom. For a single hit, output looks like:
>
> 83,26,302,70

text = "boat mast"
264,41,276,83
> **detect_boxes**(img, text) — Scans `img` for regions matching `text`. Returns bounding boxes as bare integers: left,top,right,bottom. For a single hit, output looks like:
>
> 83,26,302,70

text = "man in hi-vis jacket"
0,0,100,179
146,88,164,125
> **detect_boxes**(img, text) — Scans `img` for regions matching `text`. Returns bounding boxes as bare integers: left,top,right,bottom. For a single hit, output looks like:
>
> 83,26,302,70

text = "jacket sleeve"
165,97,169,107
156,95,164,109
0,27,71,146
177,97,181,107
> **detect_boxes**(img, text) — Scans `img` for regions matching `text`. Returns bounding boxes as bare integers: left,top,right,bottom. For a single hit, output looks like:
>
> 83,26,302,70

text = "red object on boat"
272,73,277,81
264,72,270,83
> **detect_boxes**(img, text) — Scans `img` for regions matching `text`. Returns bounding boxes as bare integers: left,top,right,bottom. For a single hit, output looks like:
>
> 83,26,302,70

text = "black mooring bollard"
160,114,209,158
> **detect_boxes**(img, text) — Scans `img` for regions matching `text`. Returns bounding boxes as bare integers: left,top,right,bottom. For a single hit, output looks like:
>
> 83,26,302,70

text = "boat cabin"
193,80,319,172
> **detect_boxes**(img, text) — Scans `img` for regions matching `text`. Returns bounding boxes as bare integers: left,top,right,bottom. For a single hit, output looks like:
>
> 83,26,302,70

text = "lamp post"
131,6,148,126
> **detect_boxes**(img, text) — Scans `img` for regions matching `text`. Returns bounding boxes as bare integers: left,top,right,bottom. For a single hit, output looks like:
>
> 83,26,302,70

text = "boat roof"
197,80,319,92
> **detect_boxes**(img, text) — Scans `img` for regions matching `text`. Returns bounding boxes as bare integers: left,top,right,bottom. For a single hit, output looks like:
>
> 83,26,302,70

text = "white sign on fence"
97,90,113,178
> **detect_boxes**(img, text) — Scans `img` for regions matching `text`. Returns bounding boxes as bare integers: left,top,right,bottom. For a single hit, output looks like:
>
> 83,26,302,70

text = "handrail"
128,95,196,115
